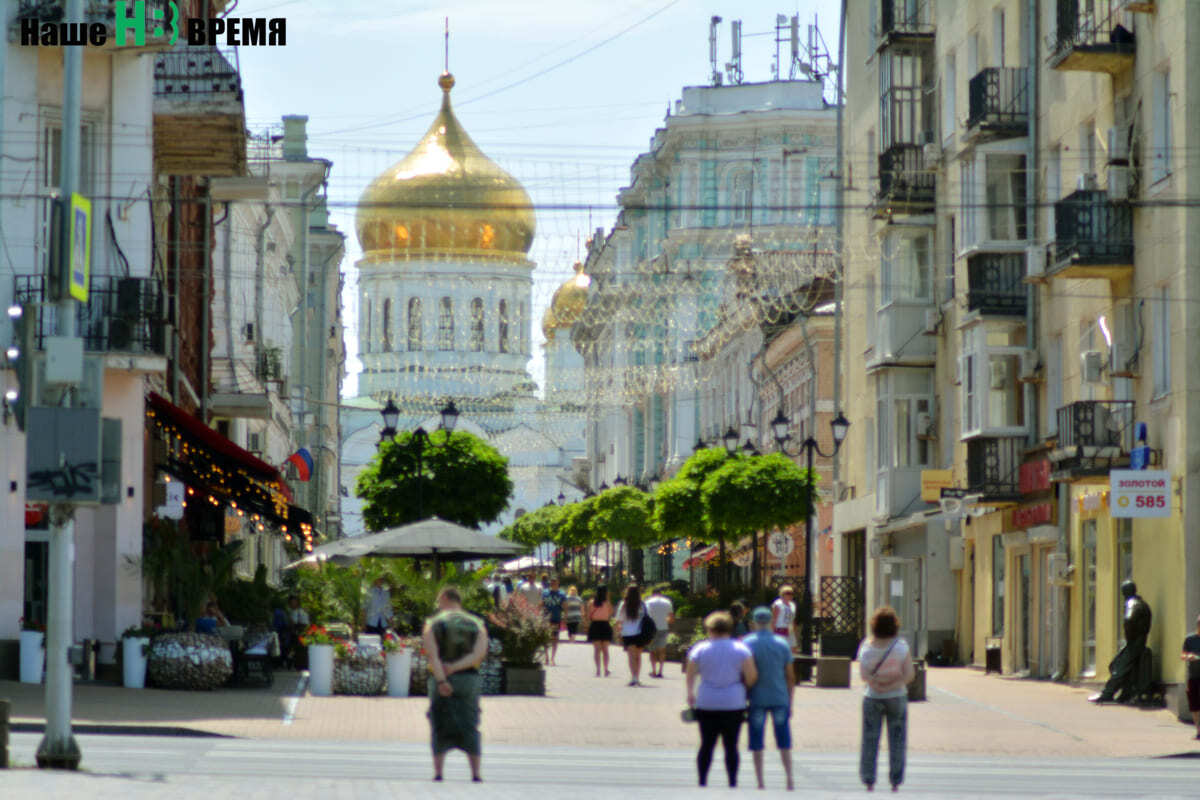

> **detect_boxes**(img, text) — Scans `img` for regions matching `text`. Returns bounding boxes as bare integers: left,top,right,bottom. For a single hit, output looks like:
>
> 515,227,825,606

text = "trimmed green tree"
355,429,513,531
701,452,817,595
652,447,737,590
589,486,657,583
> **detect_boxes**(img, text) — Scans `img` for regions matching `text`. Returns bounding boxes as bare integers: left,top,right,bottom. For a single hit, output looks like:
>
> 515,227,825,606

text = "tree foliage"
651,447,735,544
499,503,567,547
701,452,817,534
560,494,600,548
590,486,657,549
355,429,513,531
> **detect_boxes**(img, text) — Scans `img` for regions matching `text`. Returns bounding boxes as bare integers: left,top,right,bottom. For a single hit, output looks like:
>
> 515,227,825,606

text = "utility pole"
37,0,83,770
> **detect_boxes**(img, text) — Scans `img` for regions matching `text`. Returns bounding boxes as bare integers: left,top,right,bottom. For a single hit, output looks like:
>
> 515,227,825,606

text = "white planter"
123,636,150,689
308,644,334,696
386,649,413,697
19,630,44,684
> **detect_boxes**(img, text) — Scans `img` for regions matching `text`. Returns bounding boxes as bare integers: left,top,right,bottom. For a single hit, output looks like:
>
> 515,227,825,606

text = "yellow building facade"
837,0,1198,715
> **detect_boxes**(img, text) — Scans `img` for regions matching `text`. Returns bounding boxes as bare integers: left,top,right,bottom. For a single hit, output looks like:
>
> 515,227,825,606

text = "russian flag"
286,448,313,482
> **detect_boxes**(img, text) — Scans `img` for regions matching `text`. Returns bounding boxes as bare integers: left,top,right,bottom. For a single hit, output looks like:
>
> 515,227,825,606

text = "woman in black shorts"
585,585,614,677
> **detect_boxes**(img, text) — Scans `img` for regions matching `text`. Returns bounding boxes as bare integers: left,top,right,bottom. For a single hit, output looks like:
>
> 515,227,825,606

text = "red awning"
148,392,282,482
683,545,718,569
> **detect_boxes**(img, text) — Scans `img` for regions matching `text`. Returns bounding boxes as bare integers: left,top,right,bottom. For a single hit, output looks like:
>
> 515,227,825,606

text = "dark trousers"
1100,638,1151,702
696,709,743,787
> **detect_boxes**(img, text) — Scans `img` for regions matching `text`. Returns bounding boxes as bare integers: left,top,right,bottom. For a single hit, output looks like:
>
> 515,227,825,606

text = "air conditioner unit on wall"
990,359,1010,389
1108,165,1131,200
1025,246,1045,280
916,412,935,438
1081,350,1104,383
924,309,940,334
923,141,941,163
1107,126,1130,164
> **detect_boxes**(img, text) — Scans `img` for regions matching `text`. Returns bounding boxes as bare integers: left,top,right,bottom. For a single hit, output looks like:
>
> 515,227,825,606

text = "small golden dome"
356,73,536,260
542,262,590,340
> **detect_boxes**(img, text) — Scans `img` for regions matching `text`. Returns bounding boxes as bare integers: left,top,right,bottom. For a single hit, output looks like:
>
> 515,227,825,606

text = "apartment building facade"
837,1,1197,711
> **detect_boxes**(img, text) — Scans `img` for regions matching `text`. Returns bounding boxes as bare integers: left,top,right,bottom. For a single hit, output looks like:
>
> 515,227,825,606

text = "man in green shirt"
422,586,489,782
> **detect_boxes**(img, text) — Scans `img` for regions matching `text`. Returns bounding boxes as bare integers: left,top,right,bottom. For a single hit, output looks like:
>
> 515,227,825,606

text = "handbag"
637,604,657,643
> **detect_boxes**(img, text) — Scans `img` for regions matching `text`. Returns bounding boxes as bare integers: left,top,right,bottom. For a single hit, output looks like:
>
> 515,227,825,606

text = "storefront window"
1082,519,1098,675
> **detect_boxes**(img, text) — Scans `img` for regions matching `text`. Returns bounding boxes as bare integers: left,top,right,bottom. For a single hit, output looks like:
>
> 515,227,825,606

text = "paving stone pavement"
4,635,1198,757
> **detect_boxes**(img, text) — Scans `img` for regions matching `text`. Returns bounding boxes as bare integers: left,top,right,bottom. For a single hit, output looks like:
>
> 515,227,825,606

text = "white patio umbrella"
499,555,553,573
287,517,527,577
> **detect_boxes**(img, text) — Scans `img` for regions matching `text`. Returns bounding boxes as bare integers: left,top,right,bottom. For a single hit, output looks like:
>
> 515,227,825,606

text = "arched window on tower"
407,297,422,350
498,299,510,354
381,298,392,352
469,298,484,352
438,297,454,351
362,298,372,354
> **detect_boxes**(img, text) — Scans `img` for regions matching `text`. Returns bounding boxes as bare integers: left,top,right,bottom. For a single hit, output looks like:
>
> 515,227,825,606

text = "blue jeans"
747,705,792,751
860,695,907,787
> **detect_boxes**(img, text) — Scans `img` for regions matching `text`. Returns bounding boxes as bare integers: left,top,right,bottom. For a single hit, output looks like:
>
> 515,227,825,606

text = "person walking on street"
858,606,916,792
422,587,489,783
517,573,542,608
563,585,584,642
585,585,614,676
1180,614,1200,739
645,586,675,678
743,606,796,790
542,577,566,666
686,610,757,788
365,577,394,636
616,584,652,686
730,601,749,637
772,587,797,650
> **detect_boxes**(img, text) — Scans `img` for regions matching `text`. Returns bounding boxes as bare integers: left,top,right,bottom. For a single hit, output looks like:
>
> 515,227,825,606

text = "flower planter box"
147,633,232,690
308,644,334,696
19,631,44,684
122,636,150,689
386,650,412,697
334,653,386,695
503,664,545,696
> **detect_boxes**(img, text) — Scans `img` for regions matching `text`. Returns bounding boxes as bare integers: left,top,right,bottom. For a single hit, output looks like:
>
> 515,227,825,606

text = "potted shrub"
489,596,554,696
333,640,386,696
301,624,336,696
19,617,45,684
383,633,412,697
120,623,160,689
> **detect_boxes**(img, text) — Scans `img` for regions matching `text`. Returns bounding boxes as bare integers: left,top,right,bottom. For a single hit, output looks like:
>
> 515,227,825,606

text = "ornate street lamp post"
378,398,460,520
772,410,850,658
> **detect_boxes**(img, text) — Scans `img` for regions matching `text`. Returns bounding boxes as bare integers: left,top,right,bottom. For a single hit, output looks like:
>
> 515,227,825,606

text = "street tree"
589,485,656,583
651,447,736,590
701,452,817,594
499,503,568,564
355,429,512,531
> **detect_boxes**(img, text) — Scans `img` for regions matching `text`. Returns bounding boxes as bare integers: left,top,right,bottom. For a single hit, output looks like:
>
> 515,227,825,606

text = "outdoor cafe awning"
682,545,718,569
146,392,310,544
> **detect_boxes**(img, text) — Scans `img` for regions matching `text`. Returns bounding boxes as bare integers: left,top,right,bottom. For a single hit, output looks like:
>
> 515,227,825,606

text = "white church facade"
339,72,587,539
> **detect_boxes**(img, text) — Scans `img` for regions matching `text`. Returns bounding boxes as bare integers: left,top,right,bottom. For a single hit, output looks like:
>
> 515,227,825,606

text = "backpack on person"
637,603,657,642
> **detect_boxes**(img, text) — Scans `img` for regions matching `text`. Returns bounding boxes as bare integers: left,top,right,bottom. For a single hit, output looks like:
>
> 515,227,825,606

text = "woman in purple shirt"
686,610,758,787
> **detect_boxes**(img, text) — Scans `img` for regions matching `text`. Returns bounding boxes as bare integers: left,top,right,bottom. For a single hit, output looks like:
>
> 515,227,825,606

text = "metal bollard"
1,697,10,768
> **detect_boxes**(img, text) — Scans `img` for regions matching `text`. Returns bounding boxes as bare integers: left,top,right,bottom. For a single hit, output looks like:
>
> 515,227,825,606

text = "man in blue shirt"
743,606,796,790
542,577,567,666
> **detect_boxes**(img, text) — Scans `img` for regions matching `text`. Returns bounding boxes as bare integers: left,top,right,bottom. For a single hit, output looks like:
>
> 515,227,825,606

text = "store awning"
683,545,718,569
146,392,309,544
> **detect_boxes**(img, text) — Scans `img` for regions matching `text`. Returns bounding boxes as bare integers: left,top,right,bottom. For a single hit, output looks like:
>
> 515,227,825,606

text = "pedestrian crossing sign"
67,192,91,302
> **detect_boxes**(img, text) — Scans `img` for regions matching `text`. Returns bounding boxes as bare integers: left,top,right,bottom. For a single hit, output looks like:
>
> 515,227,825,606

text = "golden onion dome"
542,262,590,340
356,73,535,260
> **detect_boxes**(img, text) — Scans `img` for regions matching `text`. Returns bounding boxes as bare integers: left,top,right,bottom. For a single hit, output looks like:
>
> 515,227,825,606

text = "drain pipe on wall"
833,0,846,496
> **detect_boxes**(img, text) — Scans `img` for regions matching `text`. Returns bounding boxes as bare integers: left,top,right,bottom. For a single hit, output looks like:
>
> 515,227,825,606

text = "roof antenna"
444,17,450,73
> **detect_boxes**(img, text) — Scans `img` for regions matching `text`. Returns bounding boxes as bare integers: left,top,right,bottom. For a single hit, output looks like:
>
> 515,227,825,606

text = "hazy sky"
235,0,843,397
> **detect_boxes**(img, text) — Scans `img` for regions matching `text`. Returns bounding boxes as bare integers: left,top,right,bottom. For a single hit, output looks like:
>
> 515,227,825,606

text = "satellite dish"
940,496,963,516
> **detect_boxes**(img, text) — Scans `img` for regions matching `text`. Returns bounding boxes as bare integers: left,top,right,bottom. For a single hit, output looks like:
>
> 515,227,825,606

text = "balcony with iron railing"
13,0,175,49
153,45,246,176
966,68,1029,142
878,0,935,51
966,252,1026,317
966,436,1023,502
12,274,167,357
1049,400,1135,479
1048,0,1135,74
1047,189,1133,280
876,144,936,213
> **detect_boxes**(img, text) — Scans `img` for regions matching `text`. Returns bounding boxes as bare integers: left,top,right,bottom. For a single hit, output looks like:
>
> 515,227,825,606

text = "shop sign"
1012,501,1055,529
1110,469,1170,518
1019,459,1052,494
1079,492,1106,513
920,470,954,502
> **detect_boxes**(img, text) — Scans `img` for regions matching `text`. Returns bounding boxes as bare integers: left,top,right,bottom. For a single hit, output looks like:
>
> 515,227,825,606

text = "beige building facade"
836,1,1199,713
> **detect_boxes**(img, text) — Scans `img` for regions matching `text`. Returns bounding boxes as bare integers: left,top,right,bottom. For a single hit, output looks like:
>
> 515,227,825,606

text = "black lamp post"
772,410,850,658
378,398,460,520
